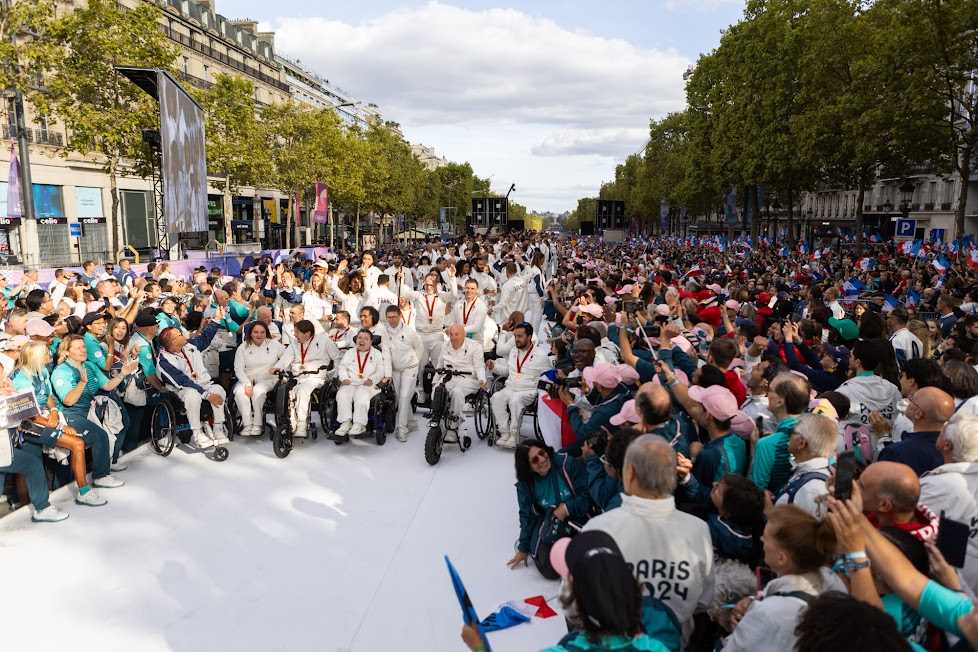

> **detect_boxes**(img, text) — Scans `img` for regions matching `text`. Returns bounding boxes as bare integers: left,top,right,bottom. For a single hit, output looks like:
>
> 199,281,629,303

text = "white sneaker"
110,461,128,472
75,489,107,506
497,434,517,449
249,425,264,437
93,474,125,489
32,505,69,522
156,432,172,448
349,423,366,436
408,420,419,433
496,431,511,447
193,430,214,449
214,435,230,445
295,426,308,438
335,421,352,436
396,431,408,442
444,430,459,444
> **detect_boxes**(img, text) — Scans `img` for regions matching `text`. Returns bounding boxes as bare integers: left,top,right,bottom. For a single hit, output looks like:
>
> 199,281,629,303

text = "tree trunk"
786,184,794,248
956,146,971,243
354,202,360,253
855,174,866,257
328,204,334,249
293,188,302,251
285,193,292,251
223,176,233,250
750,185,761,242
109,155,120,262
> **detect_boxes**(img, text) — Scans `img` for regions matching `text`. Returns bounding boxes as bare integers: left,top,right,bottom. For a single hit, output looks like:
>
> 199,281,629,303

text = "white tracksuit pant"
337,383,380,426
490,388,536,438
176,384,226,432
392,366,418,435
292,375,326,432
417,332,443,387
232,379,276,431
525,297,545,337
445,377,480,429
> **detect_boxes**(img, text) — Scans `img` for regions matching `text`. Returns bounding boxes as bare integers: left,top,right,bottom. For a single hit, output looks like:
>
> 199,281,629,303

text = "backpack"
842,422,874,469
782,470,830,505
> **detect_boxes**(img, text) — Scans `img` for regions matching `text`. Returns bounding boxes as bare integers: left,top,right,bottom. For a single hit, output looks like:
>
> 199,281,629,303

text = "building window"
203,65,209,82
946,179,956,204
929,182,937,204
183,56,189,74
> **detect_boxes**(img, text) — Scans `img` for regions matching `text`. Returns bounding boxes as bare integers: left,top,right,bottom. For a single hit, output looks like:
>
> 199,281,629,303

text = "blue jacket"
584,453,623,512
707,515,757,565
515,452,591,557
783,343,844,393
561,385,633,456
877,431,943,477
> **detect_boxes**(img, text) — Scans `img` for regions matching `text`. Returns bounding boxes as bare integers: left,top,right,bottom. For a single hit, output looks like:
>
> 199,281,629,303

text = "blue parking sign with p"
896,219,915,237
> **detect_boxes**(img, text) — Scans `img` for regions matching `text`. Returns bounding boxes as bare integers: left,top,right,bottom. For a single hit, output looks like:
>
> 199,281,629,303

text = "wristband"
474,646,487,652
667,379,679,388
845,551,867,561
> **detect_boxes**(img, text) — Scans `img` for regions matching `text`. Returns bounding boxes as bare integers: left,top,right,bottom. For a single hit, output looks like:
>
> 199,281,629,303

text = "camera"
643,324,661,338
576,315,586,325
623,299,645,313
556,376,583,389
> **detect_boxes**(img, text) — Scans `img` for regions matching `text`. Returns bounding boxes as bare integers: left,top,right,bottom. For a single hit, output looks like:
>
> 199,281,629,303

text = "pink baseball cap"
725,300,741,311
583,363,622,389
730,411,756,439
616,284,634,295
580,304,604,318
655,304,671,317
671,335,693,354
26,319,55,337
610,399,639,426
707,283,724,294
687,385,739,421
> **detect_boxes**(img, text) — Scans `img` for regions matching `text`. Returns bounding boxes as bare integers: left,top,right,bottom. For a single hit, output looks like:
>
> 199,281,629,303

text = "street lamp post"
772,199,781,240
900,178,915,221
806,207,814,245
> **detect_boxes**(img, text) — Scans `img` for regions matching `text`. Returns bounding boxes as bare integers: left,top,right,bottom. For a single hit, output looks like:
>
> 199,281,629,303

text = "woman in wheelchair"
51,334,138,489
233,321,285,437
335,329,386,438
270,319,341,438
156,317,229,449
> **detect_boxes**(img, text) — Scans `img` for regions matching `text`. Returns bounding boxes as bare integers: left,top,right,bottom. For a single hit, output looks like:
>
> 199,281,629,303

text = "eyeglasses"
908,396,924,414
529,451,549,465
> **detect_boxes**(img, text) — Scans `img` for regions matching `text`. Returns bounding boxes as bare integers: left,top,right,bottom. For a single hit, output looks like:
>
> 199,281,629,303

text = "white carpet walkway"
0,417,566,652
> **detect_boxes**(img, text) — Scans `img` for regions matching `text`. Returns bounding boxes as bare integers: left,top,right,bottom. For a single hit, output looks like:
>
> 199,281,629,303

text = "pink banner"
313,182,329,224
295,187,301,227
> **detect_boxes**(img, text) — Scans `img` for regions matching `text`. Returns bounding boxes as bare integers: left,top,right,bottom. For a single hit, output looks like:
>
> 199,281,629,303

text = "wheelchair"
149,392,237,462
478,374,543,446
327,379,396,446
422,367,489,465
269,366,330,459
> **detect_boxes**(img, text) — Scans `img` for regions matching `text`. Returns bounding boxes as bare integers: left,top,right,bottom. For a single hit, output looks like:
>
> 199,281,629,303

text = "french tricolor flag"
933,254,950,275
969,249,978,271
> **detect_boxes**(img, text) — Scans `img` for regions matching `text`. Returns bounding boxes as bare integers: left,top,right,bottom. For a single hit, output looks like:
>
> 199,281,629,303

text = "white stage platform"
0,418,567,651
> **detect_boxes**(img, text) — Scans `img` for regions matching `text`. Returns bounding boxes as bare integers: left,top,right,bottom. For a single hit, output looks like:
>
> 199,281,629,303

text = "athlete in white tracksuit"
398,273,457,399
496,264,529,323
272,319,341,437
490,324,553,449
232,325,286,436
438,324,487,442
449,280,489,340
381,307,424,441
335,330,386,437
521,258,547,334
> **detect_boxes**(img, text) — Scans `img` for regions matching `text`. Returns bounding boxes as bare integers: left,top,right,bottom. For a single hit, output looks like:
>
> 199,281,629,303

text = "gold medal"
428,317,434,324
514,372,522,381
358,373,364,380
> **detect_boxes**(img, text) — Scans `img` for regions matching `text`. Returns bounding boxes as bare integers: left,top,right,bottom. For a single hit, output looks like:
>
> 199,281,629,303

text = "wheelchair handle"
433,368,471,378
275,365,330,380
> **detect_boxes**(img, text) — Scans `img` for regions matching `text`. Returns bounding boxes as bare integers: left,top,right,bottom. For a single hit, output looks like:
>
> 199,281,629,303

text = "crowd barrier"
0,247,336,286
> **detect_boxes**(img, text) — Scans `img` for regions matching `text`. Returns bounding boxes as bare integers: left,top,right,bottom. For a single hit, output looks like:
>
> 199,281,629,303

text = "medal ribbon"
516,344,534,376
357,350,368,376
425,294,437,321
180,350,196,378
332,327,348,342
400,307,412,325
300,340,310,365
462,299,476,325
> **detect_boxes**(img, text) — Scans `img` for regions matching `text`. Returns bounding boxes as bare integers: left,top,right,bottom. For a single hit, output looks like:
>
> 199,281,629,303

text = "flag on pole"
969,249,978,271
779,246,790,257
882,295,899,313
906,288,921,308
933,254,950,275
843,277,865,295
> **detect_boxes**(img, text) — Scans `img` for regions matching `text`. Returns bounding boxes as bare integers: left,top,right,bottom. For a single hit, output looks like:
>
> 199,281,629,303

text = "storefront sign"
69,223,82,237
79,216,106,224
0,216,21,226
38,216,68,225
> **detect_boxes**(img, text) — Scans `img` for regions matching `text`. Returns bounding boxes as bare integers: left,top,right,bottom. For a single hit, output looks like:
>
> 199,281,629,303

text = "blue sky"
221,0,746,213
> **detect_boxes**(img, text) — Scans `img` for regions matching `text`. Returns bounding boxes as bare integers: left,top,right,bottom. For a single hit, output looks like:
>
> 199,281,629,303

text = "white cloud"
263,2,692,211
662,0,743,12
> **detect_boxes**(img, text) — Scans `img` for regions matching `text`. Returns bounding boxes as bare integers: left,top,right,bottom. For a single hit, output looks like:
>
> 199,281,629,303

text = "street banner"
6,144,22,217
313,183,329,224
295,187,301,227
724,188,739,225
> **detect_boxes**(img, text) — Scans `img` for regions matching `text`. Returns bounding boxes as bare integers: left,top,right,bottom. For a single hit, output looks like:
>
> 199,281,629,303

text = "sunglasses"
529,451,549,465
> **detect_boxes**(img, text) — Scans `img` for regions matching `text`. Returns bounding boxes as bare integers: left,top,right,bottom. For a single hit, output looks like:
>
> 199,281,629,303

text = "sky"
221,0,747,214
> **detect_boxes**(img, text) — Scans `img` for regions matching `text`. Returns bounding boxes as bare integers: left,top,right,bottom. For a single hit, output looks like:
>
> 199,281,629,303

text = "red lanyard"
332,327,348,342
299,340,310,365
180,350,196,378
516,344,534,375
356,350,369,376
400,307,412,324
462,299,476,325
424,294,437,320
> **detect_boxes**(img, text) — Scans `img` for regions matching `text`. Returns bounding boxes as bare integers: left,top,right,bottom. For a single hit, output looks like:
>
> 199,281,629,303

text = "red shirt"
698,305,723,328
724,370,747,406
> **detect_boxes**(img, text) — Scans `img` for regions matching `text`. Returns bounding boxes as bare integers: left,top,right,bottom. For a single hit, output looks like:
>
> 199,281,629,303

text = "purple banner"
313,182,329,224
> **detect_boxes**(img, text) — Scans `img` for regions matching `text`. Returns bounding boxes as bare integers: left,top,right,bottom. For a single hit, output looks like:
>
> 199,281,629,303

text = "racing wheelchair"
149,392,237,462
422,367,492,465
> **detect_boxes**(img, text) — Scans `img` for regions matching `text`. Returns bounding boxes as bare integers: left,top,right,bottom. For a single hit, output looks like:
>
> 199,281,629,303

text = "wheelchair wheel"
375,426,387,446
150,401,176,457
411,393,418,413
213,446,229,462
425,425,443,465
474,392,493,441
223,402,237,441
462,435,472,450
272,423,293,458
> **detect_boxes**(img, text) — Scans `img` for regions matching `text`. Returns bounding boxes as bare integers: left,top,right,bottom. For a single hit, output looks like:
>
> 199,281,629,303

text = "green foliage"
0,0,62,107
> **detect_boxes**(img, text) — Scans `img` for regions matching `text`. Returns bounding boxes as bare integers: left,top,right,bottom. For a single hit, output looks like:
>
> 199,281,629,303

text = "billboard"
158,70,207,235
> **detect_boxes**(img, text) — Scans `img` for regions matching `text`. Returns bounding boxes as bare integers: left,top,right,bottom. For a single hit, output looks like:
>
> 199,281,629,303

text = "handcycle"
423,367,491,465
270,365,330,459
149,392,237,462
